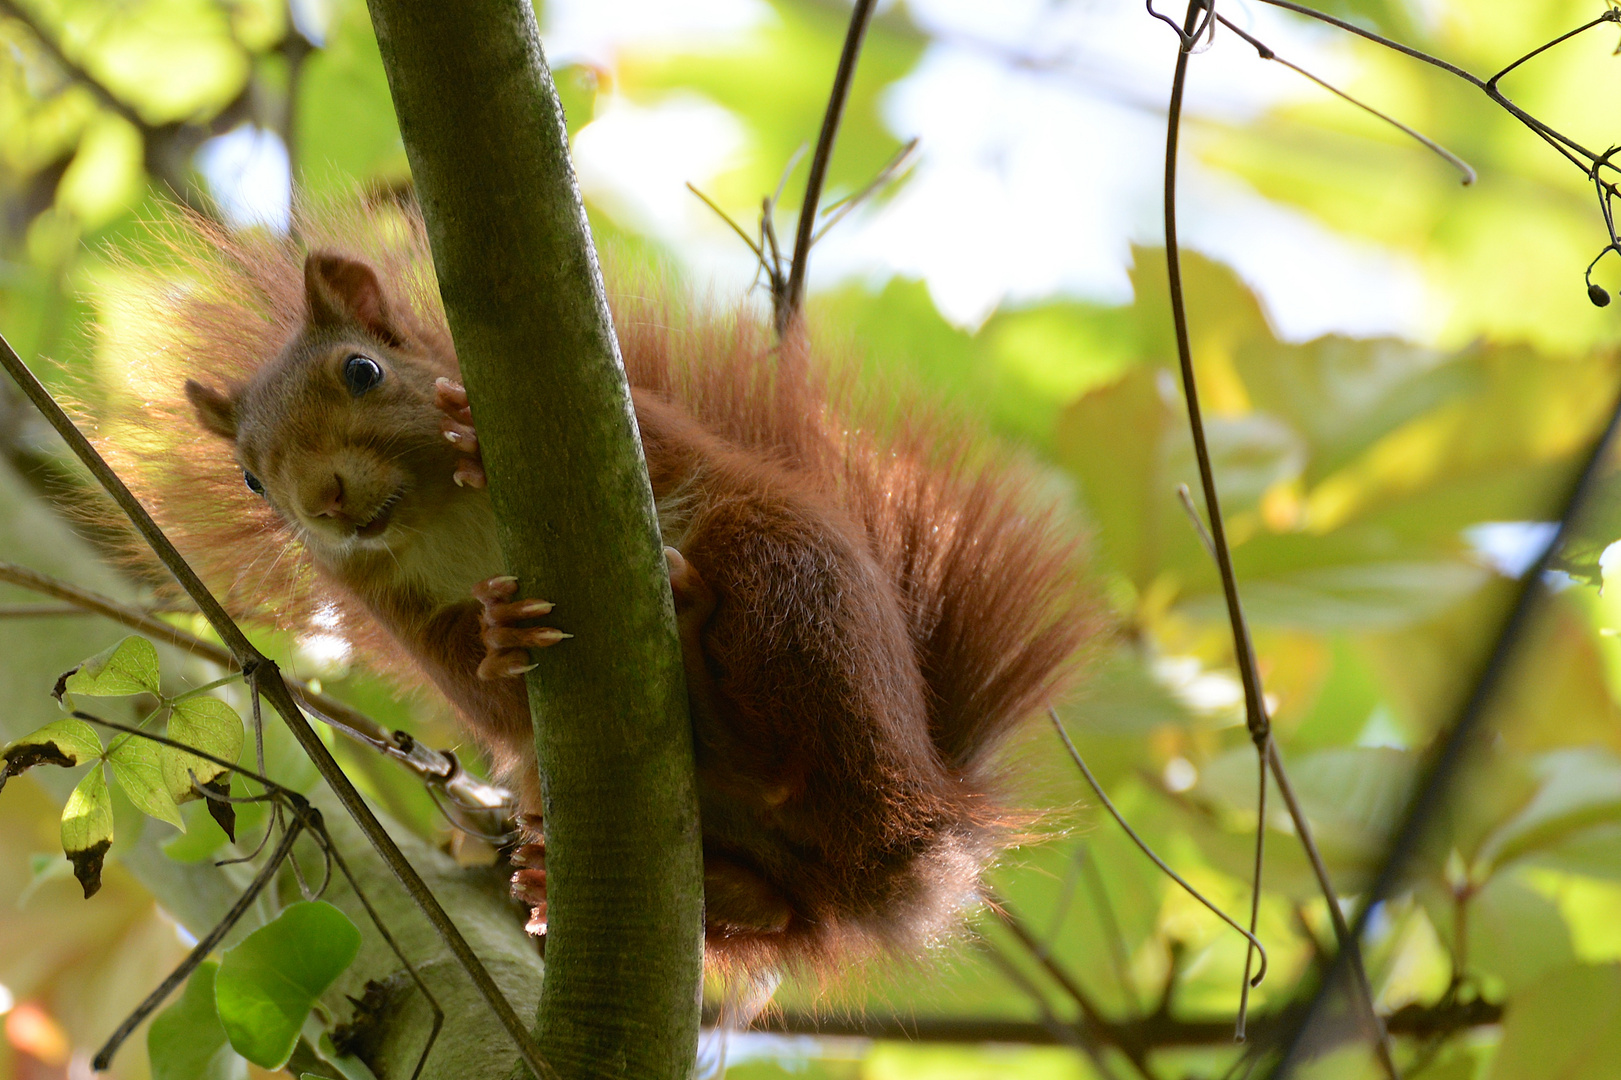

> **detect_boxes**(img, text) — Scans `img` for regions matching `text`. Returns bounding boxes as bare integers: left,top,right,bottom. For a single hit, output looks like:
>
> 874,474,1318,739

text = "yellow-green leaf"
163,697,245,802
61,768,114,899
107,735,185,830
0,717,102,793
62,636,161,699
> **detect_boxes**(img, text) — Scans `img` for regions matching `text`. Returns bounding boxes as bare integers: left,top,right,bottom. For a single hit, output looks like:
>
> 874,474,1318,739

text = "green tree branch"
362,1,705,1076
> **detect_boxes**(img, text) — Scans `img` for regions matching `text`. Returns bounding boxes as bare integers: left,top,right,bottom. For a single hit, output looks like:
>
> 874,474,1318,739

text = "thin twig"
732,995,1504,1049
980,940,1131,1080
1237,744,1268,1042
1216,14,1474,185
1050,710,1268,986
780,0,878,333
810,136,920,244
1256,0,1621,185
0,334,549,1080
994,899,1159,1080
1155,3,1393,1070
685,182,763,258
0,603,89,617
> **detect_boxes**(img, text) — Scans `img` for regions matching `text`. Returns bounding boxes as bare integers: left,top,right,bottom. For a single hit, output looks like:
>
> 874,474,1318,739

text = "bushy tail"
608,273,1104,790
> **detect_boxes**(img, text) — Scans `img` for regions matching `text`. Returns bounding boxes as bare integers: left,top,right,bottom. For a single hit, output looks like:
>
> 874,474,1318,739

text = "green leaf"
61,768,114,898
163,696,245,802
0,717,102,793
1182,558,1489,631
107,734,185,829
62,636,161,699
1488,963,1621,1080
215,901,363,1070
148,962,247,1080
1479,750,1621,873
1466,874,1577,994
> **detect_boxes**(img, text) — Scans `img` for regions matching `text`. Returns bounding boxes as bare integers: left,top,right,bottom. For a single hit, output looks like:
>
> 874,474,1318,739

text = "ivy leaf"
162,696,245,803
148,962,247,1080
61,768,114,898
107,735,185,830
0,717,102,794
215,901,363,1070
57,636,161,701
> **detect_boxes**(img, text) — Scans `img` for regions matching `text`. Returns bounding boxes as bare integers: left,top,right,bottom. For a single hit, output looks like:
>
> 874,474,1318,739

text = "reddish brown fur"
93,199,1104,976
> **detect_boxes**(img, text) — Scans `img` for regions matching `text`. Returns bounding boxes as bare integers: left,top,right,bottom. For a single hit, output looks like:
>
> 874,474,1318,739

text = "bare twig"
728,996,1504,1050
994,898,1159,1080
980,940,1130,1080
1050,710,1269,987
0,603,89,617
1256,1,1621,191
780,0,879,332
1238,747,1268,1041
0,335,548,1080
810,136,919,244
1215,14,1475,185
1155,2,1393,1070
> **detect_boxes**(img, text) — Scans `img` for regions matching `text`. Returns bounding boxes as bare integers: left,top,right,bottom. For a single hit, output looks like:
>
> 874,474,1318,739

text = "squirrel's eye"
343,354,384,396
243,470,265,496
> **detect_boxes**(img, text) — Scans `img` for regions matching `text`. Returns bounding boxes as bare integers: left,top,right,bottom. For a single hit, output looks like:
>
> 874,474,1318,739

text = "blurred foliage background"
2,0,1621,1078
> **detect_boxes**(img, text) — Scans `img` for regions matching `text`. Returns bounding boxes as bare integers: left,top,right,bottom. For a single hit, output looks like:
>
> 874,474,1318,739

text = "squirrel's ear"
185,379,239,440
304,251,405,349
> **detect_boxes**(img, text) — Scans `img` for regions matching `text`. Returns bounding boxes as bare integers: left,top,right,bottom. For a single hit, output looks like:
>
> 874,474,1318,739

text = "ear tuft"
304,251,405,348
184,379,240,440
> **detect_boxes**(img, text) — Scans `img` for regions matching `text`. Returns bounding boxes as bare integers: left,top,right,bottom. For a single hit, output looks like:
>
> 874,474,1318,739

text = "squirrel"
97,200,1101,975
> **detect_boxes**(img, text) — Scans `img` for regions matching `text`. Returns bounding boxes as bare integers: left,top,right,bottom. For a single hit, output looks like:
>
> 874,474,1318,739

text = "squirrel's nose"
309,474,346,518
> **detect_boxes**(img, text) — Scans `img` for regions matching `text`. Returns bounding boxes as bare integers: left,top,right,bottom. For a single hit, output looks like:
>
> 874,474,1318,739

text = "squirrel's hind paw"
511,827,547,935
474,575,569,680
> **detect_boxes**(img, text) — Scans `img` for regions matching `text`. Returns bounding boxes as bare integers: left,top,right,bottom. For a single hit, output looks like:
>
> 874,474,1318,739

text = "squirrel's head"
184,251,469,566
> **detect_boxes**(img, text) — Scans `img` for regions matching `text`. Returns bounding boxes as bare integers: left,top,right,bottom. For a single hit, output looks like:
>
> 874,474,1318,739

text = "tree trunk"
361,3,706,1078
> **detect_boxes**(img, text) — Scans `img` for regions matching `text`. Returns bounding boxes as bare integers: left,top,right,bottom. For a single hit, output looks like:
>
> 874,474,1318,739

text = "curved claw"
473,576,567,681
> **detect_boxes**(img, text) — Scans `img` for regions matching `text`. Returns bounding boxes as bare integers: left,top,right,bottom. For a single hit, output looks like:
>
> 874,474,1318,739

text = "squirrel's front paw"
473,575,570,680
435,377,486,490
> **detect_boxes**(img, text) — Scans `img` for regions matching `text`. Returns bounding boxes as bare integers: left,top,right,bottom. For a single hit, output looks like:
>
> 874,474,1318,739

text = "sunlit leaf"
1479,751,1621,873
0,716,102,793
107,733,185,829
215,901,362,1070
149,962,247,1080
60,767,113,898
162,696,244,802
295,0,406,192
60,635,161,700
1182,558,1488,631
1467,874,1577,994
1489,963,1621,1080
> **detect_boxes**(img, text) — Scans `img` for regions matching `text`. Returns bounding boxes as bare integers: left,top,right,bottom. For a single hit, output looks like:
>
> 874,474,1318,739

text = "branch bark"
361,3,704,1077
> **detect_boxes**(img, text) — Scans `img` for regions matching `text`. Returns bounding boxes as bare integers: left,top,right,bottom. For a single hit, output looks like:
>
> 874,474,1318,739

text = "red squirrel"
102,202,1100,973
